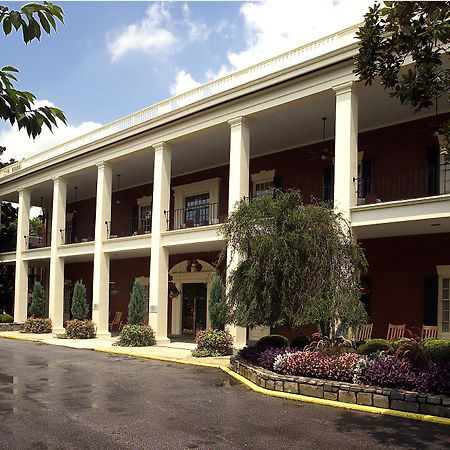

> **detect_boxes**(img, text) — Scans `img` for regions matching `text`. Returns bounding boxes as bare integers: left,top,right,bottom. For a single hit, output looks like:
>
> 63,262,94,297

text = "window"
172,178,220,229
137,196,152,233
185,193,210,226
251,170,275,197
436,265,450,338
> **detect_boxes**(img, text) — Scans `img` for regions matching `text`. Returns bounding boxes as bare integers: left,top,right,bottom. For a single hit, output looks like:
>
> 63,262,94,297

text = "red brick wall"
359,232,450,338
64,113,449,219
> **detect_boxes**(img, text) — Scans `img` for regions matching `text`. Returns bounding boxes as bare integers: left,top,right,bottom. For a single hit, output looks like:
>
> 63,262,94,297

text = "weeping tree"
208,275,228,330
221,190,368,338
128,281,146,325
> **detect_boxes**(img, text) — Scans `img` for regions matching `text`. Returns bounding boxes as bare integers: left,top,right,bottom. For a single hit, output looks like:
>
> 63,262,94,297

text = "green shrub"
192,329,234,357
64,319,96,339
114,324,155,347
28,281,45,318
290,334,310,349
71,280,89,320
356,338,390,355
22,318,52,334
420,339,450,363
257,334,288,348
389,337,412,353
0,313,14,323
128,281,146,325
208,275,228,330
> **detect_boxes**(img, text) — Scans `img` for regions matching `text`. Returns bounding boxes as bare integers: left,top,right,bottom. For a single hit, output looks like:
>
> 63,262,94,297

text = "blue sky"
1,0,374,162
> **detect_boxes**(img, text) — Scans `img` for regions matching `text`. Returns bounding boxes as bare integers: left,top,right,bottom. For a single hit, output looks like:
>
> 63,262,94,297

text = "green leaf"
2,17,12,35
37,11,50,34
10,11,21,30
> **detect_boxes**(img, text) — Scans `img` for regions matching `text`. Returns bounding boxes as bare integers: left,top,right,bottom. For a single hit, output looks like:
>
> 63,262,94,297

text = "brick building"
1,24,449,344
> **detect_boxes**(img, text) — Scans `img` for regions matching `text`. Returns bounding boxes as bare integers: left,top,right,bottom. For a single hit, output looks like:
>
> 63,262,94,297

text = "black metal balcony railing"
106,217,151,239
165,202,221,231
355,164,450,204
60,225,95,245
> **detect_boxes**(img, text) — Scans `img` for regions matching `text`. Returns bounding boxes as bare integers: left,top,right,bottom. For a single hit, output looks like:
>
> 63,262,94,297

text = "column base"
155,337,170,346
226,324,247,349
95,331,112,339
52,327,66,335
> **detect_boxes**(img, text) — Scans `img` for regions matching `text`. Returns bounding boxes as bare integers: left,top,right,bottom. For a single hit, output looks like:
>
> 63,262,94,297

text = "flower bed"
231,357,450,419
235,338,450,418
239,339,450,395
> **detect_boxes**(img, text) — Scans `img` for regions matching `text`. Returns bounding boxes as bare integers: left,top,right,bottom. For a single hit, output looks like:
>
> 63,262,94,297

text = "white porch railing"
0,24,360,180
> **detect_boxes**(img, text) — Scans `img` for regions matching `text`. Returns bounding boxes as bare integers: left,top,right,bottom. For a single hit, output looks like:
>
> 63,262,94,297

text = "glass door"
182,283,207,334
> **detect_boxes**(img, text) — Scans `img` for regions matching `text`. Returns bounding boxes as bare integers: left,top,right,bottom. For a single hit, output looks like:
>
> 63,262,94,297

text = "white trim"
169,259,215,335
436,265,450,339
172,177,221,228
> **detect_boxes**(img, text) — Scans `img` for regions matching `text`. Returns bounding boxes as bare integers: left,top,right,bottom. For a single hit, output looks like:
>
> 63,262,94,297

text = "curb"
2,335,449,425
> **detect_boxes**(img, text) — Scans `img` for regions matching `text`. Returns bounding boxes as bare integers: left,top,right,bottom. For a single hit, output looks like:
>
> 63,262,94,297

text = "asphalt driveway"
0,339,448,450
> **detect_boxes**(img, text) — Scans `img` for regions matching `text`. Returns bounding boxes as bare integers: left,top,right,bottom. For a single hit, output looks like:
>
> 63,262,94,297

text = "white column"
333,81,359,222
226,117,250,349
149,142,171,343
48,177,67,333
13,189,30,323
92,162,112,338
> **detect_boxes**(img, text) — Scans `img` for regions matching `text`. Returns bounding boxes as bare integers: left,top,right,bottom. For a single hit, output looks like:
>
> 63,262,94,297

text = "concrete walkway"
0,331,231,367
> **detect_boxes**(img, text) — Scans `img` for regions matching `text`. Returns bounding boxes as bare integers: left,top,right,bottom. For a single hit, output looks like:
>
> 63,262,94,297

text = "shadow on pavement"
334,409,447,449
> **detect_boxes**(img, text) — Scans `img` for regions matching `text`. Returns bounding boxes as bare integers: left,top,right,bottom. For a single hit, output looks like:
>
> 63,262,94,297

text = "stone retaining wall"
230,357,450,419
0,323,23,332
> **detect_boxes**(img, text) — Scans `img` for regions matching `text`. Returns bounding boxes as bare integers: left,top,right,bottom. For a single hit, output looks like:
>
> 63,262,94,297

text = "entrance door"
182,283,207,334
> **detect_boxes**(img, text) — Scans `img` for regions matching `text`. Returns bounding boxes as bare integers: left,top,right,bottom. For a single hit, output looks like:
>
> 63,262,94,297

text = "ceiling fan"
308,117,333,161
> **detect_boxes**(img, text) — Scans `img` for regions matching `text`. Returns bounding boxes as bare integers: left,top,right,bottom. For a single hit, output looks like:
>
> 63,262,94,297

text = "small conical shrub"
128,281,146,325
208,275,228,330
71,280,89,320
29,282,45,318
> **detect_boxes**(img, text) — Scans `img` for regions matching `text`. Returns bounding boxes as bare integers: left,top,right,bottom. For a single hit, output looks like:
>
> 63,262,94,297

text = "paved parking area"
0,339,448,450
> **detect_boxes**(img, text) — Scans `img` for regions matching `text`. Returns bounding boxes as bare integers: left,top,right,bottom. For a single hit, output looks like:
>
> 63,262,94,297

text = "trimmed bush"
421,339,450,363
22,318,52,334
28,282,45,318
256,334,288,348
0,313,14,323
290,334,310,349
128,281,146,325
192,329,234,357
356,338,390,355
208,275,228,330
64,319,96,339
114,324,155,347
71,280,89,320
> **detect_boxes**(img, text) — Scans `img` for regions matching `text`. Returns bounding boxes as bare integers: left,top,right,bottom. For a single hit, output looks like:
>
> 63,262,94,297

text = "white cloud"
0,100,102,162
177,0,374,84
170,69,201,96
226,0,374,70
182,2,210,43
107,3,177,62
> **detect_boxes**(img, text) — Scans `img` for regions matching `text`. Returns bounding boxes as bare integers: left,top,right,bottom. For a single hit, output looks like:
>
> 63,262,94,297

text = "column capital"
17,187,31,195
96,161,111,171
152,141,172,152
51,176,66,184
228,116,250,128
332,81,360,96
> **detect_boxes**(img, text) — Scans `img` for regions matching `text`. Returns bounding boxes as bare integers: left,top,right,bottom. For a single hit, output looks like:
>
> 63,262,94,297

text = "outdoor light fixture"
73,186,78,214
320,117,328,161
186,259,203,273
116,174,121,204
